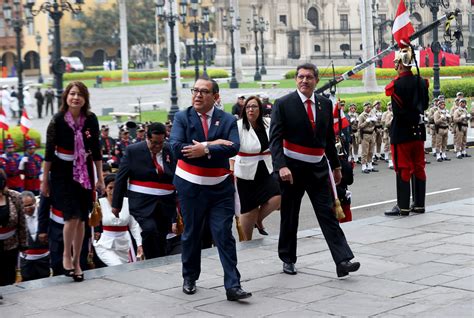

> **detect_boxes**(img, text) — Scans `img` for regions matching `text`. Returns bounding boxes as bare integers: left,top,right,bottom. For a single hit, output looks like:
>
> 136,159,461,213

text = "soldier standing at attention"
347,103,359,163
357,102,377,174
427,98,438,156
453,98,471,159
384,47,429,217
382,102,394,169
434,100,451,162
371,101,384,161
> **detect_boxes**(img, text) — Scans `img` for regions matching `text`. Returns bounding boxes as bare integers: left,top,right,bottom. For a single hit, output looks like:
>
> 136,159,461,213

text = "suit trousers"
0,248,18,286
278,166,354,265
20,256,51,281
178,191,241,290
133,203,171,260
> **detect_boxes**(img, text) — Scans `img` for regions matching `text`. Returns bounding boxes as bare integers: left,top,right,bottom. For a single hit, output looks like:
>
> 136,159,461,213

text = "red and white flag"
0,108,9,130
20,109,31,135
333,102,350,135
392,0,415,48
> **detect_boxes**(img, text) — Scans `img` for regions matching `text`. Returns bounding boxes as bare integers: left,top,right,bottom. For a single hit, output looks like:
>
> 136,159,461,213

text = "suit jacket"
233,118,272,180
269,90,340,177
112,141,176,218
169,106,240,197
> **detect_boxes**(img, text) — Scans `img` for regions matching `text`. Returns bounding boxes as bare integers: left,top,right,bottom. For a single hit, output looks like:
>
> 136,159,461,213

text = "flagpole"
315,9,461,94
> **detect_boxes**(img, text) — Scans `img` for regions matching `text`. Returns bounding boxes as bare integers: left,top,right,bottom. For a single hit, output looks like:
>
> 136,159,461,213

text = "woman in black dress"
41,82,104,282
232,96,280,240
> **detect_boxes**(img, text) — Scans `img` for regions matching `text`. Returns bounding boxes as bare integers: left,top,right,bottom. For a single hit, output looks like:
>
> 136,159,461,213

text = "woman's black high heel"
254,224,268,236
72,272,84,282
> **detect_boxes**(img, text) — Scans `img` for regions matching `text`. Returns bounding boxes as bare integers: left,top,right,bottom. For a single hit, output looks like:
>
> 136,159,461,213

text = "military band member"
347,103,359,162
114,127,132,164
133,124,146,143
453,98,471,159
19,139,43,195
99,125,116,166
371,101,384,160
357,102,378,173
382,102,394,169
427,98,439,156
2,136,24,192
434,100,451,162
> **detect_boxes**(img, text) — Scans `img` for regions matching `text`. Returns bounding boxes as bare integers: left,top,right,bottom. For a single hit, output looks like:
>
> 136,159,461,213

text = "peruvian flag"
20,109,31,135
0,107,9,130
392,0,415,48
333,102,350,135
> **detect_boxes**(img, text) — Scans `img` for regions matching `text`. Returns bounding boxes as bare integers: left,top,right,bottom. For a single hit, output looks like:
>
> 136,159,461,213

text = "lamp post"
3,0,35,117
156,0,187,121
200,7,209,78
222,7,240,89
31,0,84,108
35,32,44,83
189,0,200,81
247,7,261,81
257,16,269,75
409,0,450,97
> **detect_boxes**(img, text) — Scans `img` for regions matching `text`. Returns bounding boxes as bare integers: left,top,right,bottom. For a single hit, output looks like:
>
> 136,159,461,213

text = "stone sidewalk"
1,198,473,317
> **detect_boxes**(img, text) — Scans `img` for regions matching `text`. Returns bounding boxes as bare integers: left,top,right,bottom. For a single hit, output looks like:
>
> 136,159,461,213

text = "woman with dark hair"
0,168,27,286
231,96,280,240
93,174,143,266
41,81,104,282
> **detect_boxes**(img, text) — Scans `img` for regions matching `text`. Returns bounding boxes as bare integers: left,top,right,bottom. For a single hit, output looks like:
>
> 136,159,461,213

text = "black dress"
45,112,102,222
237,126,280,213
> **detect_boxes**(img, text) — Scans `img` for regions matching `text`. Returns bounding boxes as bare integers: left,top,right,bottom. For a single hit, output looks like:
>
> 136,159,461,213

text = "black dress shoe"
183,280,196,295
412,207,425,213
226,287,252,301
336,260,361,278
385,205,400,216
371,168,379,172
464,154,471,157
283,262,297,275
443,157,451,161
255,224,268,236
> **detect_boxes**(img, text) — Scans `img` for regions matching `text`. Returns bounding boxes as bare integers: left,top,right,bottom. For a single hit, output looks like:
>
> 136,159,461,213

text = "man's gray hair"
21,191,36,202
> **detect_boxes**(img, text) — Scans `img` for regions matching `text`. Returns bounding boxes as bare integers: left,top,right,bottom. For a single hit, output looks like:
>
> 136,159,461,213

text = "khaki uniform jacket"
453,107,469,127
348,111,359,132
428,106,438,124
382,110,393,129
434,109,450,127
371,109,383,129
358,111,376,133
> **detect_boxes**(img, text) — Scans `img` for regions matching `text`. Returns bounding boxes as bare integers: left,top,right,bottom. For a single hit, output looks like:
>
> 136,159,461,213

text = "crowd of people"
0,55,471,302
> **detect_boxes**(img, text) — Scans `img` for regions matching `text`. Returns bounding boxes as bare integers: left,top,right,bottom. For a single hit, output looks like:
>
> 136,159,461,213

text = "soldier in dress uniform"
453,98,471,159
371,101,384,161
114,127,132,164
347,103,359,163
99,125,116,167
1,136,24,192
382,102,394,169
427,98,439,156
384,46,429,217
133,124,146,143
19,139,43,195
434,100,451,162
357,102,378,173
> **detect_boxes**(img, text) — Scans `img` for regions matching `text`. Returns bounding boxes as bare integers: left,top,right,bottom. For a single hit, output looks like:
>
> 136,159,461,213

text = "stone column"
359,0,378,92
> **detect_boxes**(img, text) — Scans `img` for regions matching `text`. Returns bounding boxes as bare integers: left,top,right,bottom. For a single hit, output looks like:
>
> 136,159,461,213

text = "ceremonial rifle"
316,9,461,94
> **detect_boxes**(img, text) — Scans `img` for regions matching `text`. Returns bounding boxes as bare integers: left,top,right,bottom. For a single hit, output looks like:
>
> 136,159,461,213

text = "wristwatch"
204,145,211,159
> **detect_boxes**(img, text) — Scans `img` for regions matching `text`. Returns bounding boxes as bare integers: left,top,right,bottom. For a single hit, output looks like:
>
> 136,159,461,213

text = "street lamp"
408,0,450,97
35,32,44,83
31,0,84,108
156,0,187,121
247,7,261,81
189,0,200,81
3,0,35,117
222,7,241,89
200,7,209,78
257,16,269,75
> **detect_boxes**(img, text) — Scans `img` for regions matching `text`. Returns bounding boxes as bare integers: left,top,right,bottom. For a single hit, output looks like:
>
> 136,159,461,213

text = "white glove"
461,114,466,119
467,114,472,119
446,114,451,118
366,118,372,122
350,118,355,123
441,115,446,120
107,159,114,165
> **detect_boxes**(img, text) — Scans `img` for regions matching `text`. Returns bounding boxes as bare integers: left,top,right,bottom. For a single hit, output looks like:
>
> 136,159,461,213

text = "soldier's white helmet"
393,47,414,67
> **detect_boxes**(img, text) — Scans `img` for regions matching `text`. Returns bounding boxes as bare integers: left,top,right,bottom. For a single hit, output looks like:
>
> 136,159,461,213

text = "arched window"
314,45,321,52
307,7,319,30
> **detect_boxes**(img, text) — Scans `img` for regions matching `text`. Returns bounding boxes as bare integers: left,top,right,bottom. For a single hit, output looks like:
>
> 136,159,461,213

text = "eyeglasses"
191,88,212,96
24,203,36,209
245,105,259,110
296,75,316,81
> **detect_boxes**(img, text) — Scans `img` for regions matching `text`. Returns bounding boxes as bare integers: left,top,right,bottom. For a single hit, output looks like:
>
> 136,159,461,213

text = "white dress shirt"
297,89,317,123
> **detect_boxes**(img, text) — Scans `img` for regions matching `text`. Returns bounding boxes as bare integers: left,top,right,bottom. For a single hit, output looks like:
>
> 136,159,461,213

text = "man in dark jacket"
34,88,44,118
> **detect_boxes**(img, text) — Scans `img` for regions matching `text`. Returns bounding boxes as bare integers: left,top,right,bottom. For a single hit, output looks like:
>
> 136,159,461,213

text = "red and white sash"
283,140,325,163
55,146,74,161
21,248,50,260
175,160,231,185
0,227,16,240
128,180,175,196
236,151,271,162
50,208,64,225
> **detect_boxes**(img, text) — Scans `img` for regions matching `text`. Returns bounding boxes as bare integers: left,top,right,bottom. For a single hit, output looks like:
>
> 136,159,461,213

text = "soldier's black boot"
412,178,426,213
397,174,411,216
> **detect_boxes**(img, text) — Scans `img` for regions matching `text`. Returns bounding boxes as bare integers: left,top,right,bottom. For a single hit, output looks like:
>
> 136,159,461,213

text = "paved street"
1,198,473,317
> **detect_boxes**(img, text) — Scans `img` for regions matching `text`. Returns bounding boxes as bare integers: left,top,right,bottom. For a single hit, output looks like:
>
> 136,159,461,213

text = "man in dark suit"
112,122,176,259
269,63,360,279
170,77,251,301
